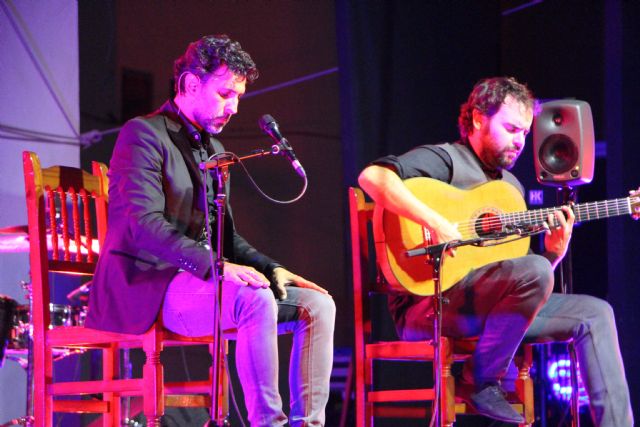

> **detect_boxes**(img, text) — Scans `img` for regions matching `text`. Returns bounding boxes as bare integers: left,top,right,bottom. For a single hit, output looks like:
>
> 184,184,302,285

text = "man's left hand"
630,187,640,220
544,205,575,266
271,267,330,301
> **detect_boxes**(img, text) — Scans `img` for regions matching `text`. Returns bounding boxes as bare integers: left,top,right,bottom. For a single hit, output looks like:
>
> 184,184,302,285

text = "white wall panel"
0,1,78,422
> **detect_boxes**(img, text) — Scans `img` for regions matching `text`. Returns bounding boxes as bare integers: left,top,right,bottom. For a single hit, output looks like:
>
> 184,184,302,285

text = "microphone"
258,114,306,178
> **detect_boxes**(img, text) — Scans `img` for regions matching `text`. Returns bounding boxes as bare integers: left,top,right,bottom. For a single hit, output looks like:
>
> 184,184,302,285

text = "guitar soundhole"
475,213,503,237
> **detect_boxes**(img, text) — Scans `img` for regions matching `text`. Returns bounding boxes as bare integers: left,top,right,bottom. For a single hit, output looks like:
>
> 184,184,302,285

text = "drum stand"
0,281,35,427
3,279,88,427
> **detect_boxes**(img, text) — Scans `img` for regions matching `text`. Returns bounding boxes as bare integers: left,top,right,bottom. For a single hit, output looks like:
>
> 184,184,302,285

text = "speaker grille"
538,134,579,175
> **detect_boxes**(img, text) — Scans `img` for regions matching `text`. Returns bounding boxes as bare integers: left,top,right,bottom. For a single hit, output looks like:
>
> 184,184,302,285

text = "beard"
497,148,522,170
193,109,229,135
476,127,521,170
479,146,521,171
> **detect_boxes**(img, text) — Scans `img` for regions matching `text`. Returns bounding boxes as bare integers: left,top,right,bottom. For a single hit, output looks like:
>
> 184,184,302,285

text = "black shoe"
469,384,525,424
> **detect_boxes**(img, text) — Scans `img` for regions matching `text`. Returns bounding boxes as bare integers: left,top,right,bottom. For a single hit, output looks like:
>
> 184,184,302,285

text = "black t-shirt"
372,144,453,182
370,144,460,333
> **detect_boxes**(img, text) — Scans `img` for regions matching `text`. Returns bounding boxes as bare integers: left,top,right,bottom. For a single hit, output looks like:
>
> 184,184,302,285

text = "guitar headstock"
630,187,640,220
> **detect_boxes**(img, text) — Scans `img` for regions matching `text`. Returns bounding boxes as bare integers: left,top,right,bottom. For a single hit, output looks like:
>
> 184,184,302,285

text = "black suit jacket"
85,101,279,334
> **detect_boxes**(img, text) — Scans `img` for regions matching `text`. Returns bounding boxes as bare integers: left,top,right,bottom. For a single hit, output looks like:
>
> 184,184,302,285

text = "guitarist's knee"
515,254,554,301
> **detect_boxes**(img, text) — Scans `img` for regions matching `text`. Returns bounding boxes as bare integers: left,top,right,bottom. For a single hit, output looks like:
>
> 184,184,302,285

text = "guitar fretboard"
502,197,633,228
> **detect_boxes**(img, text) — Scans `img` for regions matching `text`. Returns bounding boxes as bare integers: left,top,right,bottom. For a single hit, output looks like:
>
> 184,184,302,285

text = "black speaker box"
533,99,595,186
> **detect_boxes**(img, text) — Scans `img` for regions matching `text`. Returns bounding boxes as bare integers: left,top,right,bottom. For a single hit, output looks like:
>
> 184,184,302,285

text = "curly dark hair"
458,77,539,139
174,34,259,93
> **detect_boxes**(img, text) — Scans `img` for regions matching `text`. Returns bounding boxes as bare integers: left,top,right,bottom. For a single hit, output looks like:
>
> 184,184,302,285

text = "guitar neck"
504,197,633,227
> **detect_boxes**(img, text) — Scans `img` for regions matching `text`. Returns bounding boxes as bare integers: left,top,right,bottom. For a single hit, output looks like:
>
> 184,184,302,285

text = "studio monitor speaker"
533,99,594,186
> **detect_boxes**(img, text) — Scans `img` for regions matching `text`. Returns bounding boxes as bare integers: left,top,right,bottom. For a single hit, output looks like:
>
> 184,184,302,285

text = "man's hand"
431,218,462,256
630,187,640,220
432,218,462,244
223,262,270,289
271,267,329,301
544,205,575,267
358,165,461,256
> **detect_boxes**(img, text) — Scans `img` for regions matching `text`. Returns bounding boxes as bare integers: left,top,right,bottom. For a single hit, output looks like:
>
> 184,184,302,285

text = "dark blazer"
85,101,278,334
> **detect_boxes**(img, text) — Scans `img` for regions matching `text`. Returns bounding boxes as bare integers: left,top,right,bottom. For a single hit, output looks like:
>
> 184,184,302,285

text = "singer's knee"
235,286,278,325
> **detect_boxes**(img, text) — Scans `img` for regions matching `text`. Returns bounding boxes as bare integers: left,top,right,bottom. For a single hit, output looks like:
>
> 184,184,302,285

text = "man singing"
86,35,336,426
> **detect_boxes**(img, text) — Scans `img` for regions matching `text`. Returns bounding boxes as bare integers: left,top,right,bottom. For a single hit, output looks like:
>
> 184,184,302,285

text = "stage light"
546,355,589,406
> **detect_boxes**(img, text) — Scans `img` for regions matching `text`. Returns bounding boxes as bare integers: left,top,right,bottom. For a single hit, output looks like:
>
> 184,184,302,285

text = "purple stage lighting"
546,356,589,407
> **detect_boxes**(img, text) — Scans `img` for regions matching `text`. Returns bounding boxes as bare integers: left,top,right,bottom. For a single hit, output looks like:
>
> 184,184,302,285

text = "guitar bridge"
422,226,434,262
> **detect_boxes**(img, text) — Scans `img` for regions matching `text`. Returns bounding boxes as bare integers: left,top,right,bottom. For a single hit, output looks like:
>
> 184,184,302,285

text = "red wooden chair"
348,186,534,427
23,151,227,426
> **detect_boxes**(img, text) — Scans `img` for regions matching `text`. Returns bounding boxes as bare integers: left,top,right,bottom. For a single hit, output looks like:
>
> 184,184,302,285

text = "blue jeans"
401,255,554,385
161,271,336,426
399,254,633,427
525,293,633,427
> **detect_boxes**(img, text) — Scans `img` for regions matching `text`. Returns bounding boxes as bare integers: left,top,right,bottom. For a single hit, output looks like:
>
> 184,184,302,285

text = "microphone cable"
204,151,308,204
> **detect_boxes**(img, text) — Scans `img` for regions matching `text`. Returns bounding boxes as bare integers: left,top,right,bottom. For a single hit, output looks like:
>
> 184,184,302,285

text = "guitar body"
373,177,531,295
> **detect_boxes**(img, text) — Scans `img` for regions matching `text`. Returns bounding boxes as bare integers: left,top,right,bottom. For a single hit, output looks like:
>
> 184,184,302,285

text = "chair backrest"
22,151,108,349
348,187,375,349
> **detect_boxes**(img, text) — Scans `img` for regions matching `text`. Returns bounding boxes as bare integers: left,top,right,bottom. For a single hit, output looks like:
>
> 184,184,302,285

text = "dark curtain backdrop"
336,0,640,423
336,1,500,187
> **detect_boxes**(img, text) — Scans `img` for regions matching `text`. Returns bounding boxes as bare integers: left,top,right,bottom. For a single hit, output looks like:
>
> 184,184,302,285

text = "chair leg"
361,357,373,427
339,353,354,427
209,342,230,424
516,344,535,425
143,331,164,427
102,344,121,426
439,338,456,427
33,342,53,427
365,402,373,427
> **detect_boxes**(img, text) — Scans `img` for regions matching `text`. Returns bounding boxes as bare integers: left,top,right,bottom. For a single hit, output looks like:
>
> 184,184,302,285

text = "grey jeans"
525,292,633,427
399,254,632,427
161,271,336,426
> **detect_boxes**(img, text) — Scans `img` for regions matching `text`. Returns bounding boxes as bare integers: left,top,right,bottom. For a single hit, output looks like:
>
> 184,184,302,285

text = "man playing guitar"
359,76,638,426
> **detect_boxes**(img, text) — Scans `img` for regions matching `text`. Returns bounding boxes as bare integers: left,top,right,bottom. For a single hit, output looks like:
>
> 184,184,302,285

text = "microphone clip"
271,138,294,156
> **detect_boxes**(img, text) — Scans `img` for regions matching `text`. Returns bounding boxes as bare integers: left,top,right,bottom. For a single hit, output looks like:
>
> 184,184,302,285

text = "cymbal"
0,226,28,253
0,225,28,235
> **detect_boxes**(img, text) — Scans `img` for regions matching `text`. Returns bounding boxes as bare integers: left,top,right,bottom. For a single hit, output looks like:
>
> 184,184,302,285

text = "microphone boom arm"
199,148,274,171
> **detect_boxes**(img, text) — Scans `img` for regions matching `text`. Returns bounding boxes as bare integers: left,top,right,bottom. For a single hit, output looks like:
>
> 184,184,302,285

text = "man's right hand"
428,218,462,257
431,218,462,245
223,262,270,288
358,165,462,256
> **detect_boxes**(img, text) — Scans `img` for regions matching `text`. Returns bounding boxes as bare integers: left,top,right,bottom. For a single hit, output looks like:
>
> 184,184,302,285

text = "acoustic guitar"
373,177,639,296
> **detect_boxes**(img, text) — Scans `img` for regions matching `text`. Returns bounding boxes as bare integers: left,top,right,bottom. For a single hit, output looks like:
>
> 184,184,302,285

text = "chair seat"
46,325,214,348
366,338,476,361
46,325,143,347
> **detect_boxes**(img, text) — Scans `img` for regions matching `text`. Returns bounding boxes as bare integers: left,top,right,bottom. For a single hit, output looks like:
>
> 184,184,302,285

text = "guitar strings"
440,197,632,240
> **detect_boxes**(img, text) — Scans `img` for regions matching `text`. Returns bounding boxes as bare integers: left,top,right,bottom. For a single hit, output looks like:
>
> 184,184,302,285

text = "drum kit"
0,225,89,427
0,285,89,367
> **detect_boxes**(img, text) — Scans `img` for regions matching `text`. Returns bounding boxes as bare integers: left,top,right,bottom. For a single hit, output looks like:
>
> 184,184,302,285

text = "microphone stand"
200,148,275,426
428,244,446,427
558,185,580,427
406,232,526,426
407,237,484,427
